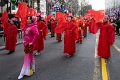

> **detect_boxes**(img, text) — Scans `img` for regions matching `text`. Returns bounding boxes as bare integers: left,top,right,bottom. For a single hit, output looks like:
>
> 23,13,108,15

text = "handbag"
24,43,34,53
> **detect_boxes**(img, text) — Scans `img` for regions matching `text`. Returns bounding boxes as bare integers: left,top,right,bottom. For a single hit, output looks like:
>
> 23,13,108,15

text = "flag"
28,8,37,16
16,2,28,30
56,12,66,23
1,11,8,28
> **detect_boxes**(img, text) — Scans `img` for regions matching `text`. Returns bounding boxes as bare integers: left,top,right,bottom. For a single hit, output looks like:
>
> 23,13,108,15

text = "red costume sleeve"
56,12,66,23
71,23,78,40
3,21,9,35
55,22,66,33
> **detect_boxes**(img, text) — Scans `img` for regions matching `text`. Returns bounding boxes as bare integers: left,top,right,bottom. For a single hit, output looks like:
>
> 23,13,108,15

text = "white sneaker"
32,66,35,72
66,54,71,58
34,52,41,56
18,75,23,79
33,69,35,73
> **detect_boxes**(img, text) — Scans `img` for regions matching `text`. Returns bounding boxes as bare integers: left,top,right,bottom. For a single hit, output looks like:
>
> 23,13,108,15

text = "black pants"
116,26,120,34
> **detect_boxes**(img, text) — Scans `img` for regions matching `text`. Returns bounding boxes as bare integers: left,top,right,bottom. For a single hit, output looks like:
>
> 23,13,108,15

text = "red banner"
88,9,105,21
1,11,8,28
16,2,28,30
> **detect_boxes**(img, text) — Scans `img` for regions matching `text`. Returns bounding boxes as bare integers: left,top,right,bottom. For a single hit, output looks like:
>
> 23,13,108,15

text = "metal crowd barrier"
0,29,23,42
0,31,5,41
18,29,22,39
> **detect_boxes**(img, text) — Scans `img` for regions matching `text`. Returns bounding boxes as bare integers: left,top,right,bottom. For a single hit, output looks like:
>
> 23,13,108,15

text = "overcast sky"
89,0,105,10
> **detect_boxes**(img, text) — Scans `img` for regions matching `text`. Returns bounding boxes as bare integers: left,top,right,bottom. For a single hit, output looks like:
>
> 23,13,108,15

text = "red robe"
110,23,116,44
4,22,18,51
50,20,56,37
51,21,56,32
76,20,82,42
56,22,62,42
34,21,48,51
56,33,62,41
83,21,89,37
96,22,114,58
89,20,93,33
55,21,78,54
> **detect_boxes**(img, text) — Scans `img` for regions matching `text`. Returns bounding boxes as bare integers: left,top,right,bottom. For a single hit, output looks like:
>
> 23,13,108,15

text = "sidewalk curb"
0,41,23,51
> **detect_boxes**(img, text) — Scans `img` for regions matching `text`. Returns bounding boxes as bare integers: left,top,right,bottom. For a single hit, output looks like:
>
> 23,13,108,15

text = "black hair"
37,16,42,21
27,16,34,23
67,16,72,18
8,19,16,25
109,18,114,23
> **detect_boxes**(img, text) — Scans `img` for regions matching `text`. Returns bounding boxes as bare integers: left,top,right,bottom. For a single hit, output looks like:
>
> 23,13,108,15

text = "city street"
0,32,120,80
0,0,120,80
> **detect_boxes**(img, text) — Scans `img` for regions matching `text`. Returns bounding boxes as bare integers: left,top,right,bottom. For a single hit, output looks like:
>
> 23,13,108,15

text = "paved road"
106,35,120,80
0,32,120,80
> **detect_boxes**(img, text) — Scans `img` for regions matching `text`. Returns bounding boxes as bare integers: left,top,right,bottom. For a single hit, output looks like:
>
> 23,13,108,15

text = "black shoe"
51,36,55,37
58,40,62,42
8,50,14,54
70,54,74,56
8,51,12,54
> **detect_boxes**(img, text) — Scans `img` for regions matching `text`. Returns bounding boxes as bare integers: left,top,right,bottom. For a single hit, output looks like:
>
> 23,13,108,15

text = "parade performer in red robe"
50,18,56,37
83,19,89,37
3,17,18,54
34,15,48,55
91,16,115,58
76,16,83,44
55,14,78,57
56,19,62,42
56,32,62,42
88,18,94,33
109,18,117,44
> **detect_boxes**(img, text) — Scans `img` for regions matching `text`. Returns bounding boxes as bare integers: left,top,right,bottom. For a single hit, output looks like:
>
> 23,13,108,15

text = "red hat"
32,16,37,22
110,17,113,19
67,13,73,18
104,15,108,18
37,13,41,16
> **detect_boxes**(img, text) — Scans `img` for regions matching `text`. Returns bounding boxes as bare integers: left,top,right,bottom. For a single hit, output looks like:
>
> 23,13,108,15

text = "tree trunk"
37,0,40,12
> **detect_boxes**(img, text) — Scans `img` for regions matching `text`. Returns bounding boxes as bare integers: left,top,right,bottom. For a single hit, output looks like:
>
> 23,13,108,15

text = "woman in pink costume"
18,16,39,79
